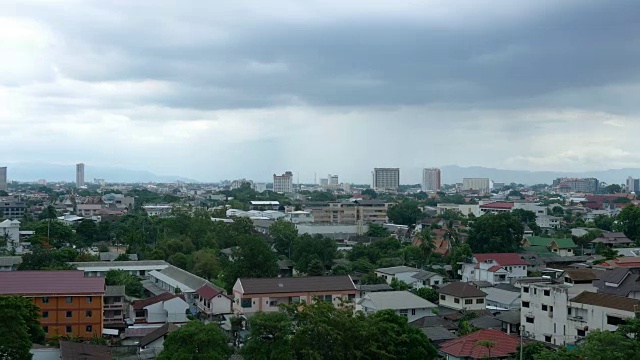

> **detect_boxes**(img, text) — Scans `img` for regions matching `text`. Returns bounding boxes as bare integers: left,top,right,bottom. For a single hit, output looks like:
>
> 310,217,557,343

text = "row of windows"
522,287,551,296
43,325,93,334
42,296,94,304
439,294,484,304
43,310,93,318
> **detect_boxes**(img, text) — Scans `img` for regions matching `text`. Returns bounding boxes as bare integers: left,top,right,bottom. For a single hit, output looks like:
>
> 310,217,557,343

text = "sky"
1,0,640,183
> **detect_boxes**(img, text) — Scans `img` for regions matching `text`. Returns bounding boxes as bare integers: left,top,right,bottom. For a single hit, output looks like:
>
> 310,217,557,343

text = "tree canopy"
105,269,144,298
158,321,231,360
467,212,524,253
387,201,426,226
0,296,45,360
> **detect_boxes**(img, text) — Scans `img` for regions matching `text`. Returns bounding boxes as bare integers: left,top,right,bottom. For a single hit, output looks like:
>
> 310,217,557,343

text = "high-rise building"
0,167,7,192
329,174,339,185
421,168,441,192
627,177,640,193
273,171,293,193
320,178,329,186
462,178,491,193
76,163,85,187
372,168,400,191
553,178,599,193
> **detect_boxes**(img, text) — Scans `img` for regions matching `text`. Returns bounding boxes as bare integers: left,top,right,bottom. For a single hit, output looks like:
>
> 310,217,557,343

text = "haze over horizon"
2,1,640,183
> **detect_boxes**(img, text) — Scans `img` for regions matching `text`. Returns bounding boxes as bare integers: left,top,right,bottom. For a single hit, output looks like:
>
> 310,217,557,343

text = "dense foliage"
0,296,45,360
467,212,524,253
158,321,232,360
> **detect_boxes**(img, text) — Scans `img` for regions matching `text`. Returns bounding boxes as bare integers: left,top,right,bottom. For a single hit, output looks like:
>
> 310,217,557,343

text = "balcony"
104,303,124,310
568,316,586,323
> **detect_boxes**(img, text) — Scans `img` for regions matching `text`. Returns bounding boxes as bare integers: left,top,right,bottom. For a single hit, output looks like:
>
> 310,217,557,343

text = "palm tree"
444,220,460,246
473,340,496,359
417,229,436,267
44,205,58,240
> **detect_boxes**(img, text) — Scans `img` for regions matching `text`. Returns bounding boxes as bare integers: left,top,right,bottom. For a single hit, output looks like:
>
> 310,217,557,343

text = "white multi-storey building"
372,168,400,191
0,167,7,192
421,168,441,192
273,171,293,193
460,253,529,285
628,177,640,193
76,163,85,187
462,178,491,193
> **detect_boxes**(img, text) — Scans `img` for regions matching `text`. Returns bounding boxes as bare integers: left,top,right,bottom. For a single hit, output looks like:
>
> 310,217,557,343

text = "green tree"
417,229,436,266
168,252,189,270
390,278,410,290
364,309,439,359
105,269,144,298
551,206,564,217
306,258,326,276
43,205,58,241
225,235,278,289
191,249,221,281
616,205,640,243
413,287,439,303
362,188,377,199
512,209,537,223
518,342,548,360
0,295,46,360
467,212,524,253
473,340,496,358
243,312,294,360
450,243,473,279
366,223,391,238
114,253,131,261
18,247,77,270
269,219,298,257
605,184,623,194
387,201,426,226
158,321,231,360
291,234,337,273
75,219,98,247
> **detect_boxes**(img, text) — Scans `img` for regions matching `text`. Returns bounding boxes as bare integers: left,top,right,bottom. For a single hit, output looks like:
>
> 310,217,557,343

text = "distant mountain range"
5,163,199,183
438,165,639,185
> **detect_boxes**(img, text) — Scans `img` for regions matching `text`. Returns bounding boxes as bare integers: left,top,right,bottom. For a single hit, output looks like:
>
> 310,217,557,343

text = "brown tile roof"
563,269,602,282
132,292,180,310
438,282,487,298
239,276,356,295
60,341,112,360
571,291,640,312
0,270,105,295
196,284,223,300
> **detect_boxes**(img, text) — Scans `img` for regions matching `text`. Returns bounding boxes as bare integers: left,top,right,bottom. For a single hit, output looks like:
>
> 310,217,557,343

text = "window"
399,309,408,317
42,297,49,304
607,315,625,326
324,295,332,302
43,326,48,334
66,326,72,333
411,309,416,316
66,311,72,318
550,306,554,313
269,300,278,307
440,295,446,301
348,294,356,301
577,329,586,337
533,288,537,295
241,299,252,308
545,335,552,343
476,299,484,304
568,307,572,315
544,290,550,296
526,317,534,323
86,325,93,332
465,299,473,305
86,311,93,318
291,296,301,303
433,280,440,285
454,298,460,304
541,304,548,311
523,287,529,293
522,301,530,308
42,311,49,319
86,296,92,303
66,296,73,303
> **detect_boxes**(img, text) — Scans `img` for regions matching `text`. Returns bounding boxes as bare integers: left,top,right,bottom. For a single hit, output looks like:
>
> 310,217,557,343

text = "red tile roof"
487,265,504,272
439,329,520,359
474,253,529,266
132,293,181,310
0,270,105,295
196,284,222,300
479,202,514,210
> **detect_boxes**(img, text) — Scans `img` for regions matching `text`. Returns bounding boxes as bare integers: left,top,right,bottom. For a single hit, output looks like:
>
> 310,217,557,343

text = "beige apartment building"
303,200,391,224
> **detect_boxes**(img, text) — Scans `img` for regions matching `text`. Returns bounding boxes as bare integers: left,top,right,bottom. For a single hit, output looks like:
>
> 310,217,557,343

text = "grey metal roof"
495,310,521,325
412,270,440,281
104,285,125,297
70,260,169,267
355,284,394,292
359,291,437,310
375,266,421,275
421,327,458,342
483,287,521,307
99,253,138,261
0,256,22,267
409,316,458,330
469,315,502,330
158,265,223,292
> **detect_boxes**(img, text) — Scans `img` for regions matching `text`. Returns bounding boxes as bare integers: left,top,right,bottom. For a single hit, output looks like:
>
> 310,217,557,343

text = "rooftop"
439,329,520,359
151,265,224,293
196,284,224,301
358,291,437,310
59,341,111,360
473,253,529,266
479,202,514,210
421,327,458,342
525,236,577,249
104,285,125,297
238,276,356,295
571,291,640,312
375,266,421,275
0,271,105,295
438,282,487,298
139,323,179,348
411,270,440,281
563,268,603,282
70,260,169,268
132,293,183,310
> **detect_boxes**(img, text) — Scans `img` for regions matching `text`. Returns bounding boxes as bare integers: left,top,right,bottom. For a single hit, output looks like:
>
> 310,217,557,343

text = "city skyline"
1,1,639,182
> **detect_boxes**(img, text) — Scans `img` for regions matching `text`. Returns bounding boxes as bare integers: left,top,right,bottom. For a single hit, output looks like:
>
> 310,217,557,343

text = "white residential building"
70,260,170,278
148,265,226,310
462,178,491,193
437,282,487,311
195,284,233,318
460,253,529,285
273,171,294,193
76,163,85,187
411,271,445,290
284,211,314,223
253,182,267,193
372,168,400,191
512,202,547,216
421,168,441,192
130,293,189,325
375,266,421,286
0,219,20,251
520,282,640,346
536,215,561,229
358,291,437,323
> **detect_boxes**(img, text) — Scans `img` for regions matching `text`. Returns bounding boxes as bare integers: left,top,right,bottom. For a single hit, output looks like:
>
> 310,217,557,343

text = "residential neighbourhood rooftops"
525,236,577,248
0,271,105,295
479,202,514,209
473,253,529,266
409,316,458,330
375,266,421,275
355,284,394,292
59,341,112,360
495,310,521,325
139,323,179,348
421,326,458,342
132,293,181,310
151,265,224,293
70,260,169,268
196,284,224,300
563,268,603,282
438,282,487,298
469,315,502,330
439,329,520,359
238,276,356,295
571,291,640,312
358,291,437,310
104,285,125,297
411,270,440,281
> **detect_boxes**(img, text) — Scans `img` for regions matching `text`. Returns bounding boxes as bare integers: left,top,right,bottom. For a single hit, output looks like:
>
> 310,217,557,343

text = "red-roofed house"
130,293,189,325
479,202,514,214
439,329,520,359
0,270,105,339
195,284,232,318
461,254,529,285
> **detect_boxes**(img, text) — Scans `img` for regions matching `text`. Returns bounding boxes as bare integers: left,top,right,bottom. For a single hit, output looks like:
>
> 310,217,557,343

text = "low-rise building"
0,256,22,271
411,270,445,290
437,282,487,311
439,329,520,360
130,293,189,325
523,236,577,257
0,270,105,339
195,284,233,318
284,211,314,223
0,201,26,219
104,285,126,329
375,266,422,286
232,276,357,315
71,260,170,278
461,253,529,285
0,219,21,251
358,291,437,323
593,268,640,299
